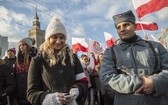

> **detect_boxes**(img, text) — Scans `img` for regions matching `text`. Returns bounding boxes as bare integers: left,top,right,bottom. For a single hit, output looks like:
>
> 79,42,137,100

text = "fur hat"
45,16,67,40
7,47,16,55
19,37,35,48
113,10,135,26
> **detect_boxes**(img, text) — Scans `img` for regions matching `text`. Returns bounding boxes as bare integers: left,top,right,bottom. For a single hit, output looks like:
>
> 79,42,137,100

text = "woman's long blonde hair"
39,40,74,66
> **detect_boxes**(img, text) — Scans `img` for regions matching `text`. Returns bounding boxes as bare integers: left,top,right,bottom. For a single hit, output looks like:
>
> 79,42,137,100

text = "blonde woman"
27,17,88,105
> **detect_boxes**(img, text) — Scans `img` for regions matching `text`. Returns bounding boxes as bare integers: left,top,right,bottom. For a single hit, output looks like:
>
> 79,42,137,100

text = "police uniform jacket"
100,36,168,105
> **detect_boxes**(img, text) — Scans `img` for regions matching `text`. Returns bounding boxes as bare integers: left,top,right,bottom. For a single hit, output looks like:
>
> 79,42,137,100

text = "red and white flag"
88,38,104,56
104,32,115,47
132,0,168,18
72,37,88,53
136,21,158,31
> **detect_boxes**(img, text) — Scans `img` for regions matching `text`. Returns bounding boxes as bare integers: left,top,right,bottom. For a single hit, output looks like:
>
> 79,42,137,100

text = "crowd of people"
0,10,168,105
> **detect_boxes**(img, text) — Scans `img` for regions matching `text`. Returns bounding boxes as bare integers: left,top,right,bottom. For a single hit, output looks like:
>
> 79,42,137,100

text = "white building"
0,35,8,58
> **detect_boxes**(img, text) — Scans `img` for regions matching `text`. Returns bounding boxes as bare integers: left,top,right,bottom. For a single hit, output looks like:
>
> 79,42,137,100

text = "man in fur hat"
100,10,168,105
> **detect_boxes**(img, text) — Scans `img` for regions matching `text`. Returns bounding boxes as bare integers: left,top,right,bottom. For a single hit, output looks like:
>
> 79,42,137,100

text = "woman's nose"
56,39,61,43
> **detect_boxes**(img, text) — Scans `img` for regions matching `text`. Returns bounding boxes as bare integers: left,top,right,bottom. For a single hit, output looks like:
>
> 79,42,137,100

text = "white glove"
69,88,79,99
42,92,65,105
64,93,78,105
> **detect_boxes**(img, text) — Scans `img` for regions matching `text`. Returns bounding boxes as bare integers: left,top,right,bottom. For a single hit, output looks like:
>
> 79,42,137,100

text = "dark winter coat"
0,63,16,105
4,57,16,67
27,53,88,105
14,54,34,105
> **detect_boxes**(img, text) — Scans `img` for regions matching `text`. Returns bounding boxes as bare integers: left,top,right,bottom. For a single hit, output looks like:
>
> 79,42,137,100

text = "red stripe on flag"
106,39,115,47
136,22,158,31
75,77,88,84
72,43,88,52
135,0,168,18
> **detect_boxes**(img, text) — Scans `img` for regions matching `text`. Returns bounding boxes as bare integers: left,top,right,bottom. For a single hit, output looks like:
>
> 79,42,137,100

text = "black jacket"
0,63,16,105
4,57,16,67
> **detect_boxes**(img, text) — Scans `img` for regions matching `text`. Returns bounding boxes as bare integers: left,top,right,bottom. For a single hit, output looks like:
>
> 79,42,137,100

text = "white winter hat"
45,16,67,40
19,37,35,48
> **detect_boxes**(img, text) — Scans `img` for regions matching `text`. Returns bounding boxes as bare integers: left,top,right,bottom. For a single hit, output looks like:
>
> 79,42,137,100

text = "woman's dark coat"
27,53,88,105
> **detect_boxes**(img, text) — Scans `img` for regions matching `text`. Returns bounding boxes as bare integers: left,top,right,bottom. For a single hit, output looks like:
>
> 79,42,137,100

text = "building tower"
0,35,8,58
28,9,45,49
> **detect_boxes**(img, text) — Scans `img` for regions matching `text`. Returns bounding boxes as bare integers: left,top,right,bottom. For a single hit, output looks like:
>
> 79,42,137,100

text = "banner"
72,37,88,53
88,38,104,56
132,0,168,18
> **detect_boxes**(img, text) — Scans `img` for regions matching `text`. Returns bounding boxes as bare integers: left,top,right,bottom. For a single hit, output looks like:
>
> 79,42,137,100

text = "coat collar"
118,35,146,50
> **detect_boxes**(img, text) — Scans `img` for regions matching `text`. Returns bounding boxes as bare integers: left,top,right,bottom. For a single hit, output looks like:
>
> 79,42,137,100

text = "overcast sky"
0,0,168,49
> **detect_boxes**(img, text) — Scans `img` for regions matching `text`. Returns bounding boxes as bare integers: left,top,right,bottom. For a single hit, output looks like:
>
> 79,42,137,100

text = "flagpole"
138,18,147,39
131,0,146,39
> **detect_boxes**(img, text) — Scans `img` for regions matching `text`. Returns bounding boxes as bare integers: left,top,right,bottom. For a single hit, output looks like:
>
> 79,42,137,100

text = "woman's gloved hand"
42,92,66,105
69,88,79,99
65,93,78,105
